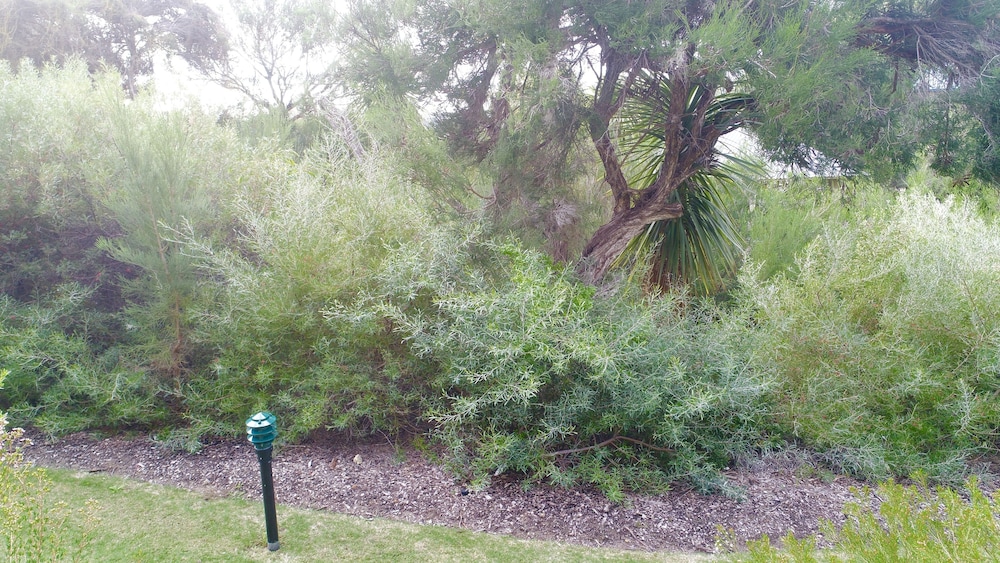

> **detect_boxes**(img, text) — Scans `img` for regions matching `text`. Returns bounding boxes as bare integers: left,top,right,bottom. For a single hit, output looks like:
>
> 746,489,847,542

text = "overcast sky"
150,0,240,111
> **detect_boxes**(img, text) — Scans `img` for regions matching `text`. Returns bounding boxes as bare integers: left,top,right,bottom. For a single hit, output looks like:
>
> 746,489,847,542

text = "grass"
36,468,710,562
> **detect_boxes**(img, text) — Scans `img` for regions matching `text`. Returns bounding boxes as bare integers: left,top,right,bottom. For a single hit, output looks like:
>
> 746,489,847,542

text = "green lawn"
34,469,712,562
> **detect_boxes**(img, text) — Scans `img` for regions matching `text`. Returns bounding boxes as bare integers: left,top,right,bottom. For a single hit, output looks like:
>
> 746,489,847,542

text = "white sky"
153,54,246,111
152,0,353,112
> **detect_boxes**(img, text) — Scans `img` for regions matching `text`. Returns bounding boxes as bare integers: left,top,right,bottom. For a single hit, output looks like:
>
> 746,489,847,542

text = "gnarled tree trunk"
578,200,684,284
576,44,732,284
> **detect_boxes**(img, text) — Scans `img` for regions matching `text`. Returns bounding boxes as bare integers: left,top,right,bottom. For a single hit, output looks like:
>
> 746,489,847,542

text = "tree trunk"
576,54,735,286
578,200,683,284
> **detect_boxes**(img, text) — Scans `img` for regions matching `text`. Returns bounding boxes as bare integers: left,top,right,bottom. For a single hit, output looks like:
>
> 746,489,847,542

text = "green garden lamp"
246,411,280,551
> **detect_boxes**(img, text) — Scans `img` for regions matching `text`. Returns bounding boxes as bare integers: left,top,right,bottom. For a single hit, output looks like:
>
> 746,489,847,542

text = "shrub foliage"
733,477,1000,562
390,243,771,496
745,191,1000,482
4,62,1000,496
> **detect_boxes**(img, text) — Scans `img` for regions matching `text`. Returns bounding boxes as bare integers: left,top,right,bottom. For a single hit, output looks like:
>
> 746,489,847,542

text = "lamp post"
246,411,279,551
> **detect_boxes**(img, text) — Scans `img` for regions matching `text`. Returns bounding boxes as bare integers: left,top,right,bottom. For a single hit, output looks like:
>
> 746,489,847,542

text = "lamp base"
267,541,280,551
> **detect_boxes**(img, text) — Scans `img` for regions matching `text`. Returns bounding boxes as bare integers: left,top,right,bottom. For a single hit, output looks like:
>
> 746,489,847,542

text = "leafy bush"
0,292,165,435
391,244,773,497
0,61,462,445
11,61,1000,502
0,61,253,432
744,190,1000,482
743,178,855,282
0,61,123,316
732,477,1000,562
175,142,451,442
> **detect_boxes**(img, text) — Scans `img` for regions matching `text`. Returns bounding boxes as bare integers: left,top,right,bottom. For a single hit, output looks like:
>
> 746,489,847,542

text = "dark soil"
23,430,867,555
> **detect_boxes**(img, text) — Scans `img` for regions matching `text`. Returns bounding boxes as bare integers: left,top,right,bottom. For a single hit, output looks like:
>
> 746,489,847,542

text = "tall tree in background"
0,0,228,97
340,0,999,285
194,0,339,115
337,0,602,261
967,70,1000,183
757,0,1000,182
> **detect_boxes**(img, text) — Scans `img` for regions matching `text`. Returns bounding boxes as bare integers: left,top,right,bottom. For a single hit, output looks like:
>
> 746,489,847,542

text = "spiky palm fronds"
621,158,757,294
612,76,760,295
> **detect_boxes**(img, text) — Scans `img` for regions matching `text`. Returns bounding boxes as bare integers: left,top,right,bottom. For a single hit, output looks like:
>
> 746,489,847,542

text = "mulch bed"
23,429,865,554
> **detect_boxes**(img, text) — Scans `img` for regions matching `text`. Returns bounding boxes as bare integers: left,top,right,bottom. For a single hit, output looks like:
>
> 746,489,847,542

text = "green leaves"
611,74,760,294
97,95,219,388
738,477,1000,562
744,189,1000,482
399,243,771,495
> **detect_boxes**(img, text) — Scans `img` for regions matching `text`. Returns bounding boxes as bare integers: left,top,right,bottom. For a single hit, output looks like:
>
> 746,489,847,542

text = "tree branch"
546,435,674,458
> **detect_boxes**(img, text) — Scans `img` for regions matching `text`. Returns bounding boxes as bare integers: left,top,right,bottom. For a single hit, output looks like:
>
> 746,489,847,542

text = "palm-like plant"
612,77,760,294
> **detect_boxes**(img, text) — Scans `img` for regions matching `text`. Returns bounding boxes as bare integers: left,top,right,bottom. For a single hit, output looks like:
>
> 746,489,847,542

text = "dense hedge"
3,63,1000,495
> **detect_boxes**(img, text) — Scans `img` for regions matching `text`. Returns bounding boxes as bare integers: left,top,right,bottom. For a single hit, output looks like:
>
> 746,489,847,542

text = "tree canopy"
339,0,999,283
192,0,339,114
0,0,228,96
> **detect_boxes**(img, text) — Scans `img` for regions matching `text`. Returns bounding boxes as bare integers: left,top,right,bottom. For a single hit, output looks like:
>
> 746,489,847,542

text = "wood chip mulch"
23,430,866,555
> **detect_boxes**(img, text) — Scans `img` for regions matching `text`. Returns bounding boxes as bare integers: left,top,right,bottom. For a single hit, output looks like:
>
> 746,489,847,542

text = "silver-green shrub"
387,243,772,497
745,189,1000,482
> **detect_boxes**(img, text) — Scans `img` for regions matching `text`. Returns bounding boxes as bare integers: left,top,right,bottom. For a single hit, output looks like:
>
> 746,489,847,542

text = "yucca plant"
613,77,760,294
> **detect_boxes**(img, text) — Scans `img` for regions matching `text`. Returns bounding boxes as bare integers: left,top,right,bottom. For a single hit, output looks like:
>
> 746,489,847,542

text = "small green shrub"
0,60,254,435
0,293,166,435
0,370,100,561
732,477,1000,562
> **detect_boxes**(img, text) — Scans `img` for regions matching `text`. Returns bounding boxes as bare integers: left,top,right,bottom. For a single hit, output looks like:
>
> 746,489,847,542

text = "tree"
337,0,604,261
0,0,228,97
967,70,1000,183
193,0,339,115
822,0,1000,182
609,74,759,293
855,0,1000,183
855,0,999,80
340,0,999,285
97,96,214,390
